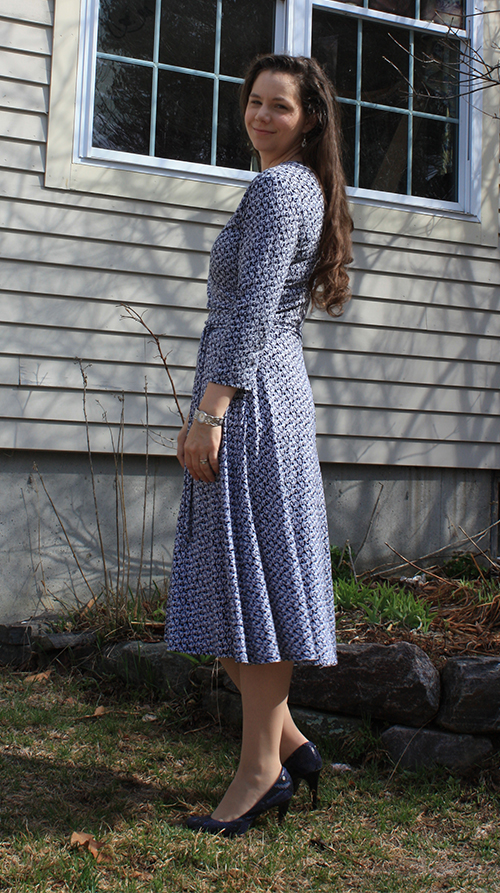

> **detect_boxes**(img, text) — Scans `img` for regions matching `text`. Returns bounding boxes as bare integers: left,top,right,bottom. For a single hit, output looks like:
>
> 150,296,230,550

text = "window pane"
362,21,410,109
368,1,415,15
421,0,464,28
159,0,217,72
414,34,460,117
155,71,213,164
220,0,276,78
97,0,155,60
217,80,250,170
312,9,357,99
360,109,408,193
412,118,458,200
339,102,356,187
93,59,151,154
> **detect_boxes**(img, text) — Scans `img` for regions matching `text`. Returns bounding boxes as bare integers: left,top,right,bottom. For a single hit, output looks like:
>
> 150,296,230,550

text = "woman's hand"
184,420,222,483
179,382,236,482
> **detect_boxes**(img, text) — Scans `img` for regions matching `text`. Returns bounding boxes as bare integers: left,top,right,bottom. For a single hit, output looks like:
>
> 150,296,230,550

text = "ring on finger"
200,458,209,465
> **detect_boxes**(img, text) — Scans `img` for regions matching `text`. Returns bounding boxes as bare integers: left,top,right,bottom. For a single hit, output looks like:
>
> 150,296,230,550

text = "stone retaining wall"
1,626,498,772
199,643,500,772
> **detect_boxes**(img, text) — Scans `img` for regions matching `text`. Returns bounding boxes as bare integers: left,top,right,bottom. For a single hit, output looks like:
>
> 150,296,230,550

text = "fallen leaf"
93,705,107,716
23,669,52,684
70,831,113,864
71,831,102,860
141,713,157,723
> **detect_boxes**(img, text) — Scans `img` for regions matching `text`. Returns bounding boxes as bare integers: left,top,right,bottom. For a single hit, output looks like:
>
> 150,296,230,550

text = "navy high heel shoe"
186,767,293,838
283,741,322,809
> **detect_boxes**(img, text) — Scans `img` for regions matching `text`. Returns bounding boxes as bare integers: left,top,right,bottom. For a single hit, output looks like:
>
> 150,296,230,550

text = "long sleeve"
202,169,304,390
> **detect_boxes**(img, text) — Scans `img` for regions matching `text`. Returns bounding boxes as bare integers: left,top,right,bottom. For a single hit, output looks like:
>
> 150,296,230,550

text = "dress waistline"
206,309,303,336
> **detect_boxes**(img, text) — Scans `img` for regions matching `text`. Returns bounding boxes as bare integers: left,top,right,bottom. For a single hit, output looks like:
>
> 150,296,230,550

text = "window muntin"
92,0,276,171
311,1,464,201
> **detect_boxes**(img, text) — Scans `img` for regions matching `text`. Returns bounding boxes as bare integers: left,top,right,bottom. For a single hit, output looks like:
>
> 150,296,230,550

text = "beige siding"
0,1,499,468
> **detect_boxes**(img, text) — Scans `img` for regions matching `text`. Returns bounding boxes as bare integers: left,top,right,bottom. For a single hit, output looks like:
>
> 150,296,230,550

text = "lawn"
0,667,499,893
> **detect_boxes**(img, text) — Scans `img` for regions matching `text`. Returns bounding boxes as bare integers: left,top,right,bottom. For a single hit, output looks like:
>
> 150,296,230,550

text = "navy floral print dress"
165,162,337,666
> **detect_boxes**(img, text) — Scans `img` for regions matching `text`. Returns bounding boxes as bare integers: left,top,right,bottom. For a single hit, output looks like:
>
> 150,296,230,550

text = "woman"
165,54,353,837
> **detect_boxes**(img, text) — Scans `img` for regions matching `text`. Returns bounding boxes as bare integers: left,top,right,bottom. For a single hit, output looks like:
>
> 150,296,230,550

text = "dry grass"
335,575,500,668
0,667,499,893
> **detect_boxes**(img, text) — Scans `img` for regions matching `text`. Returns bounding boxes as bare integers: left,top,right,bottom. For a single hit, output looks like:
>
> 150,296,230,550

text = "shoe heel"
305,769,321,809
277,798,291,823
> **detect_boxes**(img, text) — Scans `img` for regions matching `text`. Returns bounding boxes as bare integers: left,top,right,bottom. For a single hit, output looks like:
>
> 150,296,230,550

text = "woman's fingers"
208,446,220,475
184,422,222,482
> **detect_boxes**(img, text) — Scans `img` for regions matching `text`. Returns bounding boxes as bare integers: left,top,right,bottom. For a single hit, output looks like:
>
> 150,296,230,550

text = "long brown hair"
240,54,353,316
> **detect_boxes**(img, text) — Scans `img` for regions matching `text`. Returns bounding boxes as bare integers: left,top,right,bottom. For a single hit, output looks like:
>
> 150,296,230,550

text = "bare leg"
211,661,295,822
220,658,308,763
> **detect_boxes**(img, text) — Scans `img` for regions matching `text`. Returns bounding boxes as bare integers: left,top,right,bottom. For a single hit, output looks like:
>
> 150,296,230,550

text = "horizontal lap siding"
0,3,499,467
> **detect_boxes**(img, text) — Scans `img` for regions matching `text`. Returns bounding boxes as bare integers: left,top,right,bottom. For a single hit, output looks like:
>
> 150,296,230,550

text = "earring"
301,135,307,148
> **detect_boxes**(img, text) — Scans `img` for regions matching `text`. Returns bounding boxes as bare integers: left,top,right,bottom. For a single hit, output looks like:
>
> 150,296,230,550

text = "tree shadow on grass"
0,752,206,837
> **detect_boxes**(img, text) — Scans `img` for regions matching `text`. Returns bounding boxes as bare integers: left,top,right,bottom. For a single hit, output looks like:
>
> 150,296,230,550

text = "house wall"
0,1,499,620
0,449,496,624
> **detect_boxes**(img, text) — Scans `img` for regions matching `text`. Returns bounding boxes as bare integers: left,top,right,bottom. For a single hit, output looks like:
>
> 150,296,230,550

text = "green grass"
0,668,499,892
333,578,436,633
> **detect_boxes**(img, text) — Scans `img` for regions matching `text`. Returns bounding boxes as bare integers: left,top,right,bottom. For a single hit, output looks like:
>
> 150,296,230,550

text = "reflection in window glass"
97,0,155,60
312,9,357,98
93,59,151,154
369,1,415,15
412,118,458,201
339,103,356,187
361,22,409,109
421,0,464,28
156,71,213,164
220,0,275,78
414,34,459,117
159,0,216,72
217,80,249,169
360,109,408,194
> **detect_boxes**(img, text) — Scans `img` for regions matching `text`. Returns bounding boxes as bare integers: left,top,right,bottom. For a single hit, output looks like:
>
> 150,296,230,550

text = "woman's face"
244,69,313,170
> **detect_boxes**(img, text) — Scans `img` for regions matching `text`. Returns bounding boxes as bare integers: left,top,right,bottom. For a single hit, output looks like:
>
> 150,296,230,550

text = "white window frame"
45,0,499,246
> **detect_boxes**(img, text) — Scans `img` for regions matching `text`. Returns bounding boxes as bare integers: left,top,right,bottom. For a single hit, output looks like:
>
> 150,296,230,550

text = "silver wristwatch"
193,408,224,427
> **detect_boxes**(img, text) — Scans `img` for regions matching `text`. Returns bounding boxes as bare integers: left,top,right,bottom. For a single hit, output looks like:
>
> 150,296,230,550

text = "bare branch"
120,304,185,424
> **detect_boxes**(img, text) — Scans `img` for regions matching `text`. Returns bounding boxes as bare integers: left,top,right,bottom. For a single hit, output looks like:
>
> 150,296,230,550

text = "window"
79,0,471,208
311,1,466,205
91,0,278,173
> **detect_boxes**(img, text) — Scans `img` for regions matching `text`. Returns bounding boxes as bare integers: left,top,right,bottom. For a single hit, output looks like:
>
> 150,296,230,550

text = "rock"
381,724,493,772
202,688,242,730
289,706,364,742
437,656,500,734
201,689,365,746
95,642,193,696
35,630,98,654
290,643,440,726
0,624,32,666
